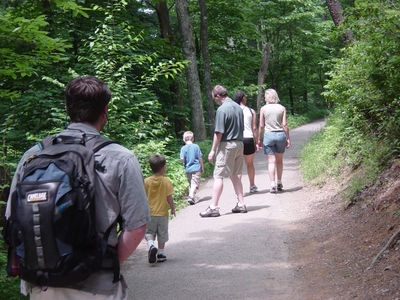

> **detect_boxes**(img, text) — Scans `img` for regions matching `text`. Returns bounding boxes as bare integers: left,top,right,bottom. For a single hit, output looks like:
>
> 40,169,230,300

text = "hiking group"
198,85,290,217
3,77,290,299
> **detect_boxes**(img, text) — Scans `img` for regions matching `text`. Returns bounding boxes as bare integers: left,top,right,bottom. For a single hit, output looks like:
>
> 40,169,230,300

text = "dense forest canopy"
0,0,399,182
0,0,333,154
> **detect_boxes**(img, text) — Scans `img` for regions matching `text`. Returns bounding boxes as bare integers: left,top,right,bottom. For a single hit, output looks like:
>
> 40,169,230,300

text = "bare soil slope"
293,160,400,299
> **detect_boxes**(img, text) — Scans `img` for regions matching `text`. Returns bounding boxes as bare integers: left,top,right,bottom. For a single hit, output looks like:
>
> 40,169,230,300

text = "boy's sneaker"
249,185,258,193
187,196,195,205
231,204,248,213
157,254,167,262
270,186,277,193
277,183,283,191
148,245,158,264
199,206,220,217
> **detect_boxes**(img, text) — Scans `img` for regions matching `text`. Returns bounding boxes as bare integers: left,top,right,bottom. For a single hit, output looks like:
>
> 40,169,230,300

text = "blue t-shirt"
180,143,202,173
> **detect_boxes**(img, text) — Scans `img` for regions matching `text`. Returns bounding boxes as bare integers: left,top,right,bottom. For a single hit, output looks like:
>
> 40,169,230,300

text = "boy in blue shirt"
180,131,204,205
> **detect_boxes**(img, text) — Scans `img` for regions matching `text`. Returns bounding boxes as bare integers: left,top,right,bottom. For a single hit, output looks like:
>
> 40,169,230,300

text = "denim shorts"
263,131,287,154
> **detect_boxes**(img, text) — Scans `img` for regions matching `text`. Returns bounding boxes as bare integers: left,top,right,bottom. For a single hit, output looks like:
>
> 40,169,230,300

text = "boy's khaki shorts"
213,140,244,179
145,216,169,243
186,171,201,189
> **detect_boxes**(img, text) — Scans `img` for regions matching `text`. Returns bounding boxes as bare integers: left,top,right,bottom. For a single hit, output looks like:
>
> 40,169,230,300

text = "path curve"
122,119,325,300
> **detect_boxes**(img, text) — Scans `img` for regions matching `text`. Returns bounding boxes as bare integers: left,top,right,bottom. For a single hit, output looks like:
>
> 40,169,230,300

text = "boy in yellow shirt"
144,154,176,263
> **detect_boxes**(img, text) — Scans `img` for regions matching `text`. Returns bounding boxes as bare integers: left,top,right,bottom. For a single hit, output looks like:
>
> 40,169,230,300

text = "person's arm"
258,107,265,148
199,156,204,173
118,224,147,263
167,195,176,217
282,106,290,149
208,132,223,163
180,148,185,165
117,153,150,263
251,108,259,152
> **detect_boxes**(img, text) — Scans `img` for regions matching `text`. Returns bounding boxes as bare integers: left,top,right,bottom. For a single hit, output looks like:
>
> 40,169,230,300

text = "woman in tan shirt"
257,89,291,193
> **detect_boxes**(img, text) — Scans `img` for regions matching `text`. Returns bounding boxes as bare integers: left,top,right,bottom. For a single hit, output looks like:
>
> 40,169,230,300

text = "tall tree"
257,0,331,110
145,0,187,135
175,0,206,141
256,43,270,111
326,0,353,42
326,0,344,26
198,0,214,138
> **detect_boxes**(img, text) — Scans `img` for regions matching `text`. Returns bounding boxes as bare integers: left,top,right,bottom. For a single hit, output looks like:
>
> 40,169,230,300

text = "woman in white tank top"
257,89,291,193
233,91,259,193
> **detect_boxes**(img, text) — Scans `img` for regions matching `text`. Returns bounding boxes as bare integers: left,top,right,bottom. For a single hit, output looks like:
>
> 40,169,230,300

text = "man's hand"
208,150,215,163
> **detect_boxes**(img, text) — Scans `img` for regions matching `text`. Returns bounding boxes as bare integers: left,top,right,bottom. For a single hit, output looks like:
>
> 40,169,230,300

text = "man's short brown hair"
65,76,111,123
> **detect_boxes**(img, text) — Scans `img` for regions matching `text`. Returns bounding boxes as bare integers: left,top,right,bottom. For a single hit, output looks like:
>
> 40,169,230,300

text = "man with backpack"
4,76,150,299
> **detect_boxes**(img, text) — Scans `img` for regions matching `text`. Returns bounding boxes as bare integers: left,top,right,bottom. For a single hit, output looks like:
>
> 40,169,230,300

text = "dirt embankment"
294,160,400,299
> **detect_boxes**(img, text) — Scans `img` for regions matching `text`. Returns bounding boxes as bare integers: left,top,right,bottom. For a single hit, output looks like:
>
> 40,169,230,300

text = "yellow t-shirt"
144,175,174,216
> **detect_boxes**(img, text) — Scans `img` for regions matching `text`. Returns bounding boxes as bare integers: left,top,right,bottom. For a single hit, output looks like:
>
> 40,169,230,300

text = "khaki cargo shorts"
213,140,244,179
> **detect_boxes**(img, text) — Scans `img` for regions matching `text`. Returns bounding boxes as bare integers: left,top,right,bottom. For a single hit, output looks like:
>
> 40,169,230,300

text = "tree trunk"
303,91,308,102
289,88,294,115
326,0,344,26
152,1,186,135
175,0,206,141
155,1,173,43
198,0,214,138
326,0,353,42
257,43,271,111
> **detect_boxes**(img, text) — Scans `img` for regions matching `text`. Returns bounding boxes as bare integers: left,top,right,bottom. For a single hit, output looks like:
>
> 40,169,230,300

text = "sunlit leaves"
324,0,400,147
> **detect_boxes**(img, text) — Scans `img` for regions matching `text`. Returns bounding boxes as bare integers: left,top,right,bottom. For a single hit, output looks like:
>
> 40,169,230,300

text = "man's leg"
210,177,224,207
230,174,244,205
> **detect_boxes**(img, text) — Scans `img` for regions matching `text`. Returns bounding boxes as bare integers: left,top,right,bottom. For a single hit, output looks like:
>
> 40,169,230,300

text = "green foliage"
300,112,393,200
300,114,343,185
0,232,28,299
323,0,400,153
75,1,187,146
256,0,333,107
307,0,400,205
0,13,69,81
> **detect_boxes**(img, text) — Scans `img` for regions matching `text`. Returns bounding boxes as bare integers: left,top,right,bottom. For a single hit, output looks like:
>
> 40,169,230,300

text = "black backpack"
3,131,120,287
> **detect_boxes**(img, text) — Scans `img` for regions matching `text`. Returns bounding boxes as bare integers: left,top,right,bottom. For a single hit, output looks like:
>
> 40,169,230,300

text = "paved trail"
122,119,325,300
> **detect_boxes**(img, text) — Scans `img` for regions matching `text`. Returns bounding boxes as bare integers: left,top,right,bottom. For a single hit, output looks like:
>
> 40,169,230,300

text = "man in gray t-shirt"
199,85,247,217
5,76,150,299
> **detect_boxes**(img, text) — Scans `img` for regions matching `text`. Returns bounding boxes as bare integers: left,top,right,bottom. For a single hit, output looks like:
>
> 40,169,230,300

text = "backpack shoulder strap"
38,136,55,150
86,135,118,153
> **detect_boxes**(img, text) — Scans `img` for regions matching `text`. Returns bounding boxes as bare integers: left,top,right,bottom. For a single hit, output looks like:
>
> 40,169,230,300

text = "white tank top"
242,106,254,138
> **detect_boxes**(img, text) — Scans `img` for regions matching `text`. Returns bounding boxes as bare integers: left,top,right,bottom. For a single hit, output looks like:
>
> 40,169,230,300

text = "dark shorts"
243,138,256,155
